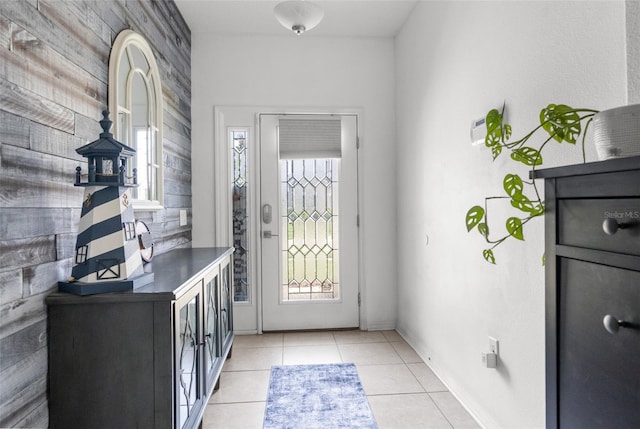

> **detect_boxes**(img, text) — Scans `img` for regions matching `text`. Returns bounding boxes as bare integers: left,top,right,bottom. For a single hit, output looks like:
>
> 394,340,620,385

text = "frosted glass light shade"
274,0,324,35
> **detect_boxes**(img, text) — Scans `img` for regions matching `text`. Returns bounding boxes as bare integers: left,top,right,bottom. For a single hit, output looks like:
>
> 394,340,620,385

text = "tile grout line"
427,391,458,429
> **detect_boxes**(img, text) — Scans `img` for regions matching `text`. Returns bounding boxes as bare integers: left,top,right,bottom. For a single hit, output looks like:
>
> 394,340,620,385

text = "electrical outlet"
482,352,497,368
489,337,499,355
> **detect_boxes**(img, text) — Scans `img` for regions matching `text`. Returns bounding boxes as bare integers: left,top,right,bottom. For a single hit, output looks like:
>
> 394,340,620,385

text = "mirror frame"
108,29,164,211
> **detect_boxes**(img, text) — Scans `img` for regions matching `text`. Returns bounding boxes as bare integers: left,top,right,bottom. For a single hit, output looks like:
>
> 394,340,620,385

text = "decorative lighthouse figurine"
58,110,153,295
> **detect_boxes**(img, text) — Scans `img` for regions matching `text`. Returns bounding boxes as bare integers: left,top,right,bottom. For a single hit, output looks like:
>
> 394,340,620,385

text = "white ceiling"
174,0,418,38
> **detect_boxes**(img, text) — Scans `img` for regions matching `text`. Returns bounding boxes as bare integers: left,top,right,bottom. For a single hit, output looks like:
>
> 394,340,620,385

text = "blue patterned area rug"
263,363,378,429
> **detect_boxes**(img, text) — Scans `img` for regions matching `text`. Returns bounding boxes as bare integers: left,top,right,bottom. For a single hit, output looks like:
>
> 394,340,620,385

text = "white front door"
260,114,359,331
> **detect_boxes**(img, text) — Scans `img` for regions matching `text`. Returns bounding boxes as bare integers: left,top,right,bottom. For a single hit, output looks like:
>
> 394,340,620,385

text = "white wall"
628,0,640,103
395,1,626,428
191,34,397,331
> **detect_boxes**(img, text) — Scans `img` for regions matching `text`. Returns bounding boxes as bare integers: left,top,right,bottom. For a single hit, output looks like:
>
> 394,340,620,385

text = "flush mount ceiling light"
274,0,324,35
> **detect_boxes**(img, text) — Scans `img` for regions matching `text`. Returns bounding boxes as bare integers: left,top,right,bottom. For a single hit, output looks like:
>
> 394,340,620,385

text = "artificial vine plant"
465,103,598,264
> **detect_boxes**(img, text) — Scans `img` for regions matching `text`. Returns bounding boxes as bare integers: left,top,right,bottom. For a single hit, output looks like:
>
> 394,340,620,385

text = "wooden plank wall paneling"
0,1,192,426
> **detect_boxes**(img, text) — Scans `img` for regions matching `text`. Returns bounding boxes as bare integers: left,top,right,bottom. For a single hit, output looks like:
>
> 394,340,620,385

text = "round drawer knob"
602,218,636,235
602,218,621,235
603,314,630,334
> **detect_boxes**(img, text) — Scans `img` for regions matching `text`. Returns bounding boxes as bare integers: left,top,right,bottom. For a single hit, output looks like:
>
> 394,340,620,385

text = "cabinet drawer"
558,258,640,428
558,198,640,255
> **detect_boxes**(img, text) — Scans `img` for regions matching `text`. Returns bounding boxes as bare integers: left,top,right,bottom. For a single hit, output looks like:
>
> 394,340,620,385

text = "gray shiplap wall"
0,1,192,426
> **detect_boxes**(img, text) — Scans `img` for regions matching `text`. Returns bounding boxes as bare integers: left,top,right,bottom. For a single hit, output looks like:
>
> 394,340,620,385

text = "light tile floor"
203,330,480,429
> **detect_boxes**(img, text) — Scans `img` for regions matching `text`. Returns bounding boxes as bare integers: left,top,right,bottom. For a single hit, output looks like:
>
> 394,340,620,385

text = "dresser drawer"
558,258,640,428
558,198,640,255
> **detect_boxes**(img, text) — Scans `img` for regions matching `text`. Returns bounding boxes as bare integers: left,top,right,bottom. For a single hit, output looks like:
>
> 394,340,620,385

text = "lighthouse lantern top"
75,110,137,187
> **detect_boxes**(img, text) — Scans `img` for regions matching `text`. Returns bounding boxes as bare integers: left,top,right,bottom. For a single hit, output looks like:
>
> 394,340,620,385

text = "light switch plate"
180,209,187,226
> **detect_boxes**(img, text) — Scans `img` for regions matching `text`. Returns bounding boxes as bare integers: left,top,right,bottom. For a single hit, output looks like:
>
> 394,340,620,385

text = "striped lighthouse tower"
59,111,153,295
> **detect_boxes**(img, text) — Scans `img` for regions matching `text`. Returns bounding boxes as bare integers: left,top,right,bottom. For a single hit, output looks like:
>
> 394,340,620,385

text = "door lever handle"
263,231,279,238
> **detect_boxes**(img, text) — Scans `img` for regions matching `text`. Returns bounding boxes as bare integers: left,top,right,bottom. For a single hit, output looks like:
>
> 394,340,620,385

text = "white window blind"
278,117,342,159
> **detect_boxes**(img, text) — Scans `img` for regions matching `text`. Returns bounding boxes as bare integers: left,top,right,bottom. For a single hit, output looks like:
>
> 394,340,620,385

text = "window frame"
108,29,164,211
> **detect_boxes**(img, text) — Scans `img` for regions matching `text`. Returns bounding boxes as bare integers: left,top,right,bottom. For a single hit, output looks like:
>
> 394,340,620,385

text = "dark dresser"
534,156,640,428
46,247,234,429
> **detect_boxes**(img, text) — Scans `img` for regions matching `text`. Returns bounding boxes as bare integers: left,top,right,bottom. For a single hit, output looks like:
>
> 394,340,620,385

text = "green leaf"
503,124,512,141
485,132,500,147
491,144,503,159
485,109,512,155
511,146,542,166
466,206,485,232
478,222,489,238
485,109,503,133
503,174,524,197
540,104,581,144
532,203,545,216
510,195,544,216
483,249,496,264
522,200,544,216
506,217,525,240
510,194,534,213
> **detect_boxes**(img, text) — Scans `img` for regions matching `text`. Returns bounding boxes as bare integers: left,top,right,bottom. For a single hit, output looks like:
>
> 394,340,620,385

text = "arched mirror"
109,30,163,210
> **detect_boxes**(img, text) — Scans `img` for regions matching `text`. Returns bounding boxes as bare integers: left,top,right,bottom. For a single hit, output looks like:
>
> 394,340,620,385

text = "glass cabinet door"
220,258,233,348
203,269,220,390
175,286,202,429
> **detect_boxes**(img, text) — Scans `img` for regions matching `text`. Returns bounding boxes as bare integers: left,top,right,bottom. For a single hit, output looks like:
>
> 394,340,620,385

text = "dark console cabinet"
535,157,640,429
46,247,234,429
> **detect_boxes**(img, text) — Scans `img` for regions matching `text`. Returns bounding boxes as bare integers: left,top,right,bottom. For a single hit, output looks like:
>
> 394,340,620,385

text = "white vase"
592,104,640,160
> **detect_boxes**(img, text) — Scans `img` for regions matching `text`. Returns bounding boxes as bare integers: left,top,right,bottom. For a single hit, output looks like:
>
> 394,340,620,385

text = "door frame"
213,106,366,334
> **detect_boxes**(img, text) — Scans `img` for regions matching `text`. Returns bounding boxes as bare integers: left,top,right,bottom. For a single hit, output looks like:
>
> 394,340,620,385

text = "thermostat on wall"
470,116,487,146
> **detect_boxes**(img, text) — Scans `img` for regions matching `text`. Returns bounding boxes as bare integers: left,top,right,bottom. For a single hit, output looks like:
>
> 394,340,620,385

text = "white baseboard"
233,329,259,335
364,321,397,331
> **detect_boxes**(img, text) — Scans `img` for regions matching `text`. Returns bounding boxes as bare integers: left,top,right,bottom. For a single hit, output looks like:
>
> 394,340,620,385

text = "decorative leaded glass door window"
280,158,339,301
231,129,250,303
